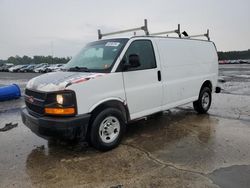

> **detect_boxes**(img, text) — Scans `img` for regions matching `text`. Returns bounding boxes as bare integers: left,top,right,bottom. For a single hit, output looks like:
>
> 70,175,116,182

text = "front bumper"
21,108,91,140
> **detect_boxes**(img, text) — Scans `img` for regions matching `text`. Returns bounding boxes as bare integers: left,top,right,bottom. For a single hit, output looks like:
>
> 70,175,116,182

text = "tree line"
0,55,71,65
218,49,250,60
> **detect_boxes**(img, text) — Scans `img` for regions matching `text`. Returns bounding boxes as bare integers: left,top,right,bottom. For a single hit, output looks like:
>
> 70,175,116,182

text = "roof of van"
129,35,214,43
97,36,214,43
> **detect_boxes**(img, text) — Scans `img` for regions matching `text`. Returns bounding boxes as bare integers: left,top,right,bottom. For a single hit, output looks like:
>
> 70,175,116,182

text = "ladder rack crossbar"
150,24,181,37
98,19,148,39
150,30,176,36
185,30,210,41
99,27,144,38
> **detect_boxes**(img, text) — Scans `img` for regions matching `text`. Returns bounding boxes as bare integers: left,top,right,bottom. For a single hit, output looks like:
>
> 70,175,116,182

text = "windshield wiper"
67,66,90,72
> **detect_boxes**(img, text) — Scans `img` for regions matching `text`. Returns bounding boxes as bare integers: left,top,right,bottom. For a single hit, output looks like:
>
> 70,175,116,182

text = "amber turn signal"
45,107,75,115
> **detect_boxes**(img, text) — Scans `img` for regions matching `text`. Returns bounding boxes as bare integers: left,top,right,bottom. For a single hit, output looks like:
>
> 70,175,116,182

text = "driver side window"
123,40,156,71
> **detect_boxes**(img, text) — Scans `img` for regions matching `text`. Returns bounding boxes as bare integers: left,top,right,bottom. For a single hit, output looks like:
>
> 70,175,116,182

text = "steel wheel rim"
99,116,120,144
202,92,210,109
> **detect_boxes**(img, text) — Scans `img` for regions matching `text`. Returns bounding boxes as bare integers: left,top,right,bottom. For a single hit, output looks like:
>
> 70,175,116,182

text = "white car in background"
34,64,49,73
54,64,65,72
44,64,64,72
9,64,26,72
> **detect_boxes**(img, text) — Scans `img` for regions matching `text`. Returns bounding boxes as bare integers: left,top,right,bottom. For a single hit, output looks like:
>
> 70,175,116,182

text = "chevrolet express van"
22,29,219,151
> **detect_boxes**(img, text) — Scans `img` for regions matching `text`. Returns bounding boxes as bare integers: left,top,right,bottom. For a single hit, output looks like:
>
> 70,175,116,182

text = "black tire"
90,108,126,151
193,87,212,114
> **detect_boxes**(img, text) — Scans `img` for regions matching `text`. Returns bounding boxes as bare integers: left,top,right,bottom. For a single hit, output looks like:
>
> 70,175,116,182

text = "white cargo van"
22,21,220,151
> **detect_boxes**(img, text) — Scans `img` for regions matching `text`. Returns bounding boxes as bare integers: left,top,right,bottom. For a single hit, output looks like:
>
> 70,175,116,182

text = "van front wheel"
193,87,212,114
90,108,125,151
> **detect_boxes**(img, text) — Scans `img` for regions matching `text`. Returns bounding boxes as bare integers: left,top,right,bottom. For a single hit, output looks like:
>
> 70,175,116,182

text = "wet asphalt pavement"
0,64,250,188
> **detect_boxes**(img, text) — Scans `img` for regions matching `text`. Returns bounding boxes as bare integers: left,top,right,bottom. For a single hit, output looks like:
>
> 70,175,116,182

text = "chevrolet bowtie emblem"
28,96,34,103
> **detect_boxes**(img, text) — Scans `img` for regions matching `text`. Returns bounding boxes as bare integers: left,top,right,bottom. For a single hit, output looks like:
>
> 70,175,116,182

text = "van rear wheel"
193,87,212,114
90,108,125,151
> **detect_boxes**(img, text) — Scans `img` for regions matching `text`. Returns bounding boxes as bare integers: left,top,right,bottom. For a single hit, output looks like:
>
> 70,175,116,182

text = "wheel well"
90,100,130,124
201,80,212,91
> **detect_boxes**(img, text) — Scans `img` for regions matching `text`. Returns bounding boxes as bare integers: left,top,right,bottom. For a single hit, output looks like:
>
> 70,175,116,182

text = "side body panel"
68,73,125,115
155,38,218,110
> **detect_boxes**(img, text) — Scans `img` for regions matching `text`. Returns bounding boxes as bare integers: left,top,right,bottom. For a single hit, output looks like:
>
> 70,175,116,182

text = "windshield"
64,39,128,73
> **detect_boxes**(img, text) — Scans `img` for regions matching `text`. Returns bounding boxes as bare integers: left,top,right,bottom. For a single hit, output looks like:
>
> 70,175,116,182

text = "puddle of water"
125,110,250,174
209,165,250,188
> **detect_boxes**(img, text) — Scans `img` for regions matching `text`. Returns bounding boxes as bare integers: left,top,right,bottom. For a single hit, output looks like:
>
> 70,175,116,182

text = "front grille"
25,89,46,100
25,89,46,115
26,101,44,115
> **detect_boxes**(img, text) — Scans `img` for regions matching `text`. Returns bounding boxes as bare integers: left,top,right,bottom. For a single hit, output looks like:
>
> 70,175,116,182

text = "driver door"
121,40,163,120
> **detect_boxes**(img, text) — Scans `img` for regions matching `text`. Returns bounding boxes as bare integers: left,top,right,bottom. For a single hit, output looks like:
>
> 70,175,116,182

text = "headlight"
56,94,64,105
45,90,77,116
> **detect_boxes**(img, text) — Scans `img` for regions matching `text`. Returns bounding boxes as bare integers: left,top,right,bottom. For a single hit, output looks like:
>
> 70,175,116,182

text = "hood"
26,71,107,92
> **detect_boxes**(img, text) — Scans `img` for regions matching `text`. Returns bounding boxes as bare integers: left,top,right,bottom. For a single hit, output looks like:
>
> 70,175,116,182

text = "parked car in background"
19,64,37,72
239,60,248,64
229,60,240,64
219,60,227,64
0,64,14,72
43,64,64,73
33,63,48,72
16,65,29,72
53,64,65,72
0,64,5,71
9,64,26,72
34,64,49,73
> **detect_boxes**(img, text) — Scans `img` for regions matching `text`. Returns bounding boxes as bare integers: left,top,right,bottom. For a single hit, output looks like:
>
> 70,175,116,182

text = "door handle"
157,70,161,81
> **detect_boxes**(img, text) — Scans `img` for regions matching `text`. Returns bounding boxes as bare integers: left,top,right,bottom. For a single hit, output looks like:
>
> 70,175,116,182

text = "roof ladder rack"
185,29,210,41
97,19,211,41
150,24,181,38
98,19,149,39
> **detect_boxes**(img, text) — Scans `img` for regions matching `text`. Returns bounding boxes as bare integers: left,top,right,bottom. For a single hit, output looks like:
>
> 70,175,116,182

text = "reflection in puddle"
126,110,214,146
25,141,158,187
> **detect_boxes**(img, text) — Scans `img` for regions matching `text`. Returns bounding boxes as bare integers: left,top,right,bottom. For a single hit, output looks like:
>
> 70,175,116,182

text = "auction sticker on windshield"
105,42,120,47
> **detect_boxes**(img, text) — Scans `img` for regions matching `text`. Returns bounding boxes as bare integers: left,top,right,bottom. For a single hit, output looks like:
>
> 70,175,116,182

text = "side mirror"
128,54,140,68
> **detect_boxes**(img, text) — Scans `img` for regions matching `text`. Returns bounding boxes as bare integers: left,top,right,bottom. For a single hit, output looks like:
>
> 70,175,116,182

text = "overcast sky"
0,0,250,59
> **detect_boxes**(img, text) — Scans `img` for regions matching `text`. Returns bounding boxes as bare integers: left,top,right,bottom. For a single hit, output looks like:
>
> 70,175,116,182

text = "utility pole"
51,41,54,64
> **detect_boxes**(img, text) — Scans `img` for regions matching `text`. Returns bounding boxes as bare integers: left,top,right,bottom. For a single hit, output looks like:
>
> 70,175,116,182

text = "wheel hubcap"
202,92,210,109
99,116,120,144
